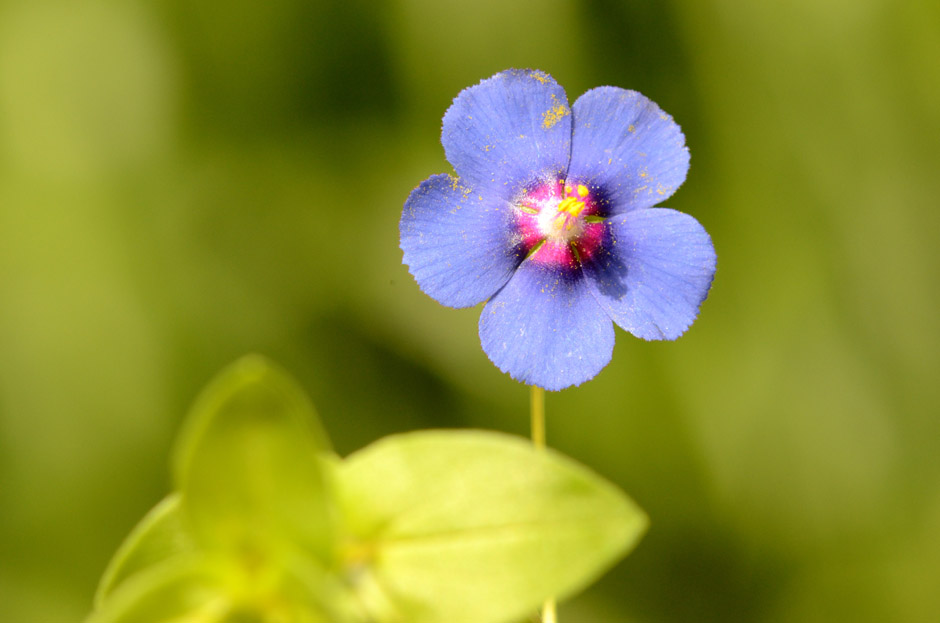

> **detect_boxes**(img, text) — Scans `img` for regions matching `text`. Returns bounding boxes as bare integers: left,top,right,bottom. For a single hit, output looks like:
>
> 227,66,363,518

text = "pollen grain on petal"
542,102,570,130
531,70,551,84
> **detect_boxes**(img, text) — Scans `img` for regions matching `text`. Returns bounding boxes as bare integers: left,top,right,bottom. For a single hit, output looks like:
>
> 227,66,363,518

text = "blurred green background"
1,0,938,621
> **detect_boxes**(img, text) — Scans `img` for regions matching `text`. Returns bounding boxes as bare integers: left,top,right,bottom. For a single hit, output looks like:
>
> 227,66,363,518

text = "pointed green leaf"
276,555,366,623
94,494,195,608
173,355,333,562
334,430,648,623
89,554,352,623
86,557,225,623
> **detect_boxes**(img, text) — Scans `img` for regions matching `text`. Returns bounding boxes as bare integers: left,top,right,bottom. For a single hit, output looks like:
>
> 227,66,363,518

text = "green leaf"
334,430,648,623
86,557,225,623
173,355,334,563
94,494,195,608
89,554,360,623
91,523,357,623
276,555,366,623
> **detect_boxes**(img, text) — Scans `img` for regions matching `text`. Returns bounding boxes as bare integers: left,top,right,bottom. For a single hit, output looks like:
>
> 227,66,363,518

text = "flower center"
514,180,606,270
537,185,590,242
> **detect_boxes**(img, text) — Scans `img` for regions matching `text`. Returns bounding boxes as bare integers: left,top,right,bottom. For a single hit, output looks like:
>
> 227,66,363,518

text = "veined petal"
479,262,614,391
442,69,572,201
583,209,716,340
567,88,689,214
401,174,523,308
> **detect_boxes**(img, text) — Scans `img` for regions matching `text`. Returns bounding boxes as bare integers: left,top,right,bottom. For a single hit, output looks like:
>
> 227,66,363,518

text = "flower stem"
529,385,556,623
530,385,545,450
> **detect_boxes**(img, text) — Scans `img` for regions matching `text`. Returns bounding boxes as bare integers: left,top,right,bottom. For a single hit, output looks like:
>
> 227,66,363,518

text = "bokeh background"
1,0,938,621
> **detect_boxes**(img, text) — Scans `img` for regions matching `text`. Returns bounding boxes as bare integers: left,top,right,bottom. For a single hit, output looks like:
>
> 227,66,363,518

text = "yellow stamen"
577,184,589,197
549,196,588,233
557,196,586,218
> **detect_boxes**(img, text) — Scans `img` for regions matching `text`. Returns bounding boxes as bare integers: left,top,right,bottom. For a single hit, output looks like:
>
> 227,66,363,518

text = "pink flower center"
514,180,605,270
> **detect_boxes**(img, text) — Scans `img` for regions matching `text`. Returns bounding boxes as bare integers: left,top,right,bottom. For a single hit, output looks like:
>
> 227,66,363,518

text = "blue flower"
400,69,716,391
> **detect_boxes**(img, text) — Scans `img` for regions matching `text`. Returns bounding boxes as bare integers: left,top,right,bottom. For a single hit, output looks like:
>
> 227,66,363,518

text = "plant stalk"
529,385,556,623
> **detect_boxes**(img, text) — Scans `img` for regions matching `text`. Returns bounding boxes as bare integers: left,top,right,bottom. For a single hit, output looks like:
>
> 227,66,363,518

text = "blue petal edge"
567,87,689,214
442,69,572,203
479,261,614,391
400,174,523,309
583,208,716,340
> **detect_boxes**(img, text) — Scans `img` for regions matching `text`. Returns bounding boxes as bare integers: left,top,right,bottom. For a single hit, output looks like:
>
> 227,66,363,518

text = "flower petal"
401,174,523,308
567,87,689,214
479,262,614,391
583,208,716,340
442,69,572,200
